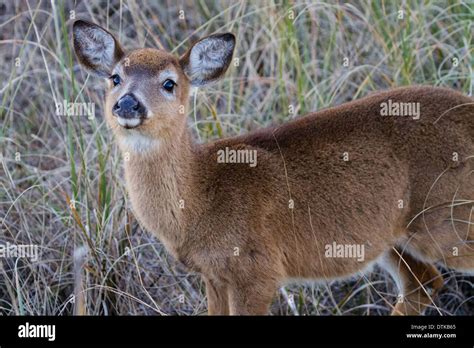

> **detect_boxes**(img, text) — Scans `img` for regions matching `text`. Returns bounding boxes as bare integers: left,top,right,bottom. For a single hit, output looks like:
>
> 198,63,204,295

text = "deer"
73,19,474,315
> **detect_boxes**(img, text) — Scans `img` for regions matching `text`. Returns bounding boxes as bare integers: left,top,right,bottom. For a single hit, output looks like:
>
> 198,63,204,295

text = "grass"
0,0,473,315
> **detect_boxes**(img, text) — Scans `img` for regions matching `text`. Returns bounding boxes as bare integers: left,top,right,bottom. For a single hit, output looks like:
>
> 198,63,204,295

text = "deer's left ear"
179,33,235,87
73,20,124,77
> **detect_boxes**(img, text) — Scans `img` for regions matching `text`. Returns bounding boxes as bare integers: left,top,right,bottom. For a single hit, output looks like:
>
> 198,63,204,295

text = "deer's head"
73,20,235,152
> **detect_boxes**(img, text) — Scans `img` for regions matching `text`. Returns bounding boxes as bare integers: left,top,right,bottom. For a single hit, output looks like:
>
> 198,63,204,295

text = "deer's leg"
381,248,444,315
224,241,282,315
204,278,229,315
227,279,277,315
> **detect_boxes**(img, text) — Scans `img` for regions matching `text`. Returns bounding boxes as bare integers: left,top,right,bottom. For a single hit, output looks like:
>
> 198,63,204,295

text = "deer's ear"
73,20,124,77
179,33,235,87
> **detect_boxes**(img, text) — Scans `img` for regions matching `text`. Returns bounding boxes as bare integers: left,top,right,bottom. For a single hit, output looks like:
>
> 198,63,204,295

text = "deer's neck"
122,129,198,255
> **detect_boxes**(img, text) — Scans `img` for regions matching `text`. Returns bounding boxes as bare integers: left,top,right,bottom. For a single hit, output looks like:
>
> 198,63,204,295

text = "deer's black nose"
113,93,146,119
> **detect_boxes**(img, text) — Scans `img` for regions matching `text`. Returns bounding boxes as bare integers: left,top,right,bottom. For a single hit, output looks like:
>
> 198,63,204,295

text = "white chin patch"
117,117,142,129
119,132,160,153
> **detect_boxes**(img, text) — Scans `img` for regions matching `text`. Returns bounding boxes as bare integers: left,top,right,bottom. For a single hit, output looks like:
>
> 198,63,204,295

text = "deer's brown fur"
73,20,474,315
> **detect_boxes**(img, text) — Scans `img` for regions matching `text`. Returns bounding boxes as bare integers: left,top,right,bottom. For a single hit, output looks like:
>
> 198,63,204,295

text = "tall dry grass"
0,0,473,315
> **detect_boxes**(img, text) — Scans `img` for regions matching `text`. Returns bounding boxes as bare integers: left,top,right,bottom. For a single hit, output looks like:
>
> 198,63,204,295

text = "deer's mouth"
117,117,144,129
112,93,147,129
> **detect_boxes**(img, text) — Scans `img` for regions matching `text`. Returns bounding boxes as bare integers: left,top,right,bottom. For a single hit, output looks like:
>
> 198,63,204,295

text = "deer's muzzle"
113,93,147,128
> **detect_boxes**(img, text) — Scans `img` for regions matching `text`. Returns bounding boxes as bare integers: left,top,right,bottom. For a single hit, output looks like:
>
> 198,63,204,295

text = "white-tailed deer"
73,20,474,315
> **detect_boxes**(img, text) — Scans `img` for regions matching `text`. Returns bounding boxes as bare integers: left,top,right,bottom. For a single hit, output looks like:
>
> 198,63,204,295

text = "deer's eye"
162,79,176,92
110,74,121,87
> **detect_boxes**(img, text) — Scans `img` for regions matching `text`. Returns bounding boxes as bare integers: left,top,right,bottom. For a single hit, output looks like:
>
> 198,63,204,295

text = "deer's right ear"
179,33,235,87
73,20,124,77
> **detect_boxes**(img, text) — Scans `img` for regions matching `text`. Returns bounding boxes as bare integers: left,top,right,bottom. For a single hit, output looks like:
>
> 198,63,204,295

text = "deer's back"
192,86,473,279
